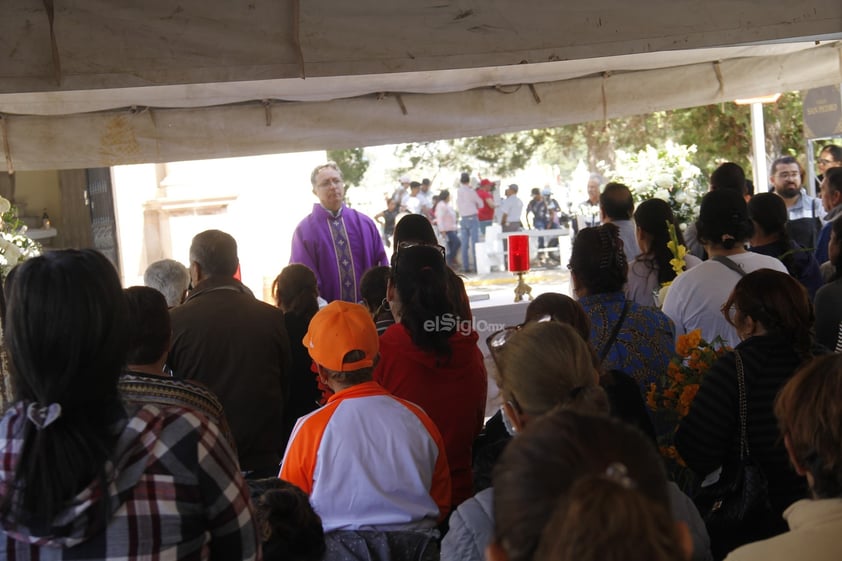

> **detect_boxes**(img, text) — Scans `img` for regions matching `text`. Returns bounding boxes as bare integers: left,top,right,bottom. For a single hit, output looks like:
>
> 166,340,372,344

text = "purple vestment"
290,204,389,303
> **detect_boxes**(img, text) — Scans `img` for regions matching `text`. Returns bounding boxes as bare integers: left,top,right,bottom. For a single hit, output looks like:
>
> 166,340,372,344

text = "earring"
381,298,391,312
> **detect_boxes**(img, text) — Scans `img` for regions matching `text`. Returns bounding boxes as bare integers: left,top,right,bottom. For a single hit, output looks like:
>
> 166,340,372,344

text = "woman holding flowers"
627,198,701,307
675,269,819,558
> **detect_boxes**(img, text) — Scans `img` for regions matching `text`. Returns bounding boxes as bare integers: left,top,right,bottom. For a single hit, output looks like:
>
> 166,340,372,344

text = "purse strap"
599,301,629,361
735,350,750,459
712,255,747,277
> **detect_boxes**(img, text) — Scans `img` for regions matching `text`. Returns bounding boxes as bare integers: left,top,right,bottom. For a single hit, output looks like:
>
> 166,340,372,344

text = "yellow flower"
666,220,687,275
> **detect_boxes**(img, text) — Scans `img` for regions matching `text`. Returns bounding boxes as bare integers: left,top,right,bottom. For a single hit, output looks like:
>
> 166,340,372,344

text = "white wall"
112,151,326,300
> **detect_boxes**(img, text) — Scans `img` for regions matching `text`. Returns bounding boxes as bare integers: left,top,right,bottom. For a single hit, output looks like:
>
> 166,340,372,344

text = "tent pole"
750,102,767,194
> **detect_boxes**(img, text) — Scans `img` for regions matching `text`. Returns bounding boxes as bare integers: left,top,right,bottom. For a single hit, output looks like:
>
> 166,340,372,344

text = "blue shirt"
579,291,675,392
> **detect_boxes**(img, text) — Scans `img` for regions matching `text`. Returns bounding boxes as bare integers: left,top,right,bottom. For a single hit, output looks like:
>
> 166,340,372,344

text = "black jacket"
169,275,291,472
676,335,811,522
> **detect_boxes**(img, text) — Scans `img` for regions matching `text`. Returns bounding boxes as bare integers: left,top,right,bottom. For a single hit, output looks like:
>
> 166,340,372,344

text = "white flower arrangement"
609,141,706,230
0,197,41,279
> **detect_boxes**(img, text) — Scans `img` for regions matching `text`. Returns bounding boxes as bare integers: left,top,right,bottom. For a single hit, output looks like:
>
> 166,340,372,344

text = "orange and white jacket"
280,381,451,532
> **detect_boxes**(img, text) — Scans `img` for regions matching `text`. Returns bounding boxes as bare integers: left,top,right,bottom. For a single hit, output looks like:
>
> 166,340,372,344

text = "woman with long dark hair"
0,250,258,559
627,198,701,306
374,244,486,507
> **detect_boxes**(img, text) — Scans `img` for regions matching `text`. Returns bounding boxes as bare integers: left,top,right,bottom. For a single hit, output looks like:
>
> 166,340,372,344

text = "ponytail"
392,245,455,358
1,250,128,526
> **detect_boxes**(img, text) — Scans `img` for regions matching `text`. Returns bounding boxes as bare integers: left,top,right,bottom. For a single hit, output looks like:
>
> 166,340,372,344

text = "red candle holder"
507,234,533,302
508,235,530,273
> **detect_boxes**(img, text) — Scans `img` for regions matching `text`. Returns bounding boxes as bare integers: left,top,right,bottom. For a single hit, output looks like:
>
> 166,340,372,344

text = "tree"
327,148,369,189
393,92,805,182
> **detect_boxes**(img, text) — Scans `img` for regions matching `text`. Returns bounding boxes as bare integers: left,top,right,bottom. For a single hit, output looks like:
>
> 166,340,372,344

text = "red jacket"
477,189,495,221
374,323,487,505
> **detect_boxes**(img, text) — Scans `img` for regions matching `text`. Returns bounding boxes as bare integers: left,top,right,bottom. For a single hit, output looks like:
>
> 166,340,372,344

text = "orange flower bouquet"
647,329,729,488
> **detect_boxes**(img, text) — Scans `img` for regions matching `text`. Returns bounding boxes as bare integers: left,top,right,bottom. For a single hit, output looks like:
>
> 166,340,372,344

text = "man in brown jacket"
169,229,290,477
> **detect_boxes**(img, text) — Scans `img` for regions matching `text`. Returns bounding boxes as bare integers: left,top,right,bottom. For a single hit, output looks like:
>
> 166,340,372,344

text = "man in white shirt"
406,181,423,215
418,178,434,218
498,184,524,232
456,172,483,273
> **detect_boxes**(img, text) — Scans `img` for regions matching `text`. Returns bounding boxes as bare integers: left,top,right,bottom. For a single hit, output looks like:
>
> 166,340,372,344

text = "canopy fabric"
1,1,841,171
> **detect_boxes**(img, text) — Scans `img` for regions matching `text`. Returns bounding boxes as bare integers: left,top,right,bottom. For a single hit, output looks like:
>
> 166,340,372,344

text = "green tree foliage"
398,131,554,178
327,148,369,189
762,92,805,160
394,93,805,182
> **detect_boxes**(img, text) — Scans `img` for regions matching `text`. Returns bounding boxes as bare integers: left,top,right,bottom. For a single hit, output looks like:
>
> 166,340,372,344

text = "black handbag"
693,351,771,530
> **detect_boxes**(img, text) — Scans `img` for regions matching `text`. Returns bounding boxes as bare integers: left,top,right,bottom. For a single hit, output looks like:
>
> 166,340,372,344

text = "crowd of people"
375,169,594,273
0,150,842,560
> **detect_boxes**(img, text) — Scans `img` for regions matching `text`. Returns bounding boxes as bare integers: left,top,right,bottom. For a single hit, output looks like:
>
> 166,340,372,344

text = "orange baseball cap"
303,301,379,372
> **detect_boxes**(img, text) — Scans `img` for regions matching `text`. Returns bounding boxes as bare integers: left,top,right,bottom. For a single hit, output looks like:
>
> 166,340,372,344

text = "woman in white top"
662,190,787,347
626,198,701,307
434,189,461,268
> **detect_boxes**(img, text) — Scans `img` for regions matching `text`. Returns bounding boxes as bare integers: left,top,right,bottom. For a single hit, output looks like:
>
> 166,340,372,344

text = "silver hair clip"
26,402,62,430
603,462,635,489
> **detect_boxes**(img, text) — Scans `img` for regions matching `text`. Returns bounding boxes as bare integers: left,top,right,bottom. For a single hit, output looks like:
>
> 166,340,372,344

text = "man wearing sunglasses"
290,162,389,303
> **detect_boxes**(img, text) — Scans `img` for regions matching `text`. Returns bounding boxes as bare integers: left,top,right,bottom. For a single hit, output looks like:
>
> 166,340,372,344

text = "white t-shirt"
626,254,702,307
661,251,788,348
456,185,483,218
406,195,421,214
498,195,524,225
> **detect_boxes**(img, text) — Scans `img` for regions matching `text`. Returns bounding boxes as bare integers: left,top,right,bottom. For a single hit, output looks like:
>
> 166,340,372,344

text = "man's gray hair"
189,230,239,277
310,162,342,186
144,259,190,307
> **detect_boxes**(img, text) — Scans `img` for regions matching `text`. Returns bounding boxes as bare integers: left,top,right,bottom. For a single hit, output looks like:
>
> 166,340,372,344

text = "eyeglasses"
316,177,344,189
819,158,837,166
486,315,553,363
775,171,801,180
487,325,522,357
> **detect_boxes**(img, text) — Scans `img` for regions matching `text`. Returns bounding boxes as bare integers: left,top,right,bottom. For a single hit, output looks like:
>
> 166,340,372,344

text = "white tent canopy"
1,1,841,171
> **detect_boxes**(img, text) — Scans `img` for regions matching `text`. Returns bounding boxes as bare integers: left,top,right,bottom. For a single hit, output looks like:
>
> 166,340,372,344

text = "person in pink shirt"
435,189,461,268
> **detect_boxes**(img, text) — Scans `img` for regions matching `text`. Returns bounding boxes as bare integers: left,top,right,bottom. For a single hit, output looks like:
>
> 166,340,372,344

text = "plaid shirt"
0,401,261,560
